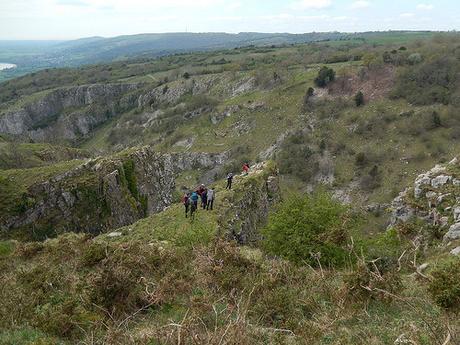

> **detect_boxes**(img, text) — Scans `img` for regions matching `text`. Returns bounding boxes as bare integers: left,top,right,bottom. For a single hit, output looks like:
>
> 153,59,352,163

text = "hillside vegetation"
0,32,460,344
0,31,435,82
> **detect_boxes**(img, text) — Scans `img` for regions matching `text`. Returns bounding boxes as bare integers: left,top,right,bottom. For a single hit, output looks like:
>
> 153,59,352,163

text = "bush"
314,66,335,87
354,91,364,107
391,56,459,105
261,192,350,267
428,257,460,309
276,131,319,181
360,165,382,191
344,258,403,302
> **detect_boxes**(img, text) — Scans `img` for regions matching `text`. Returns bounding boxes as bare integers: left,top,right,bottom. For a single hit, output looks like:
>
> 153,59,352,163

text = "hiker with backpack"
191,191,199,210
182,192,191,218
226,172,233,190
206,188,215,210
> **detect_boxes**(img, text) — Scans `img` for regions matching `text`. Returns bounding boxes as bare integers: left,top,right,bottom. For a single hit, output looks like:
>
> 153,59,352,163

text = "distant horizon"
1,0,459,40
0,29,451,42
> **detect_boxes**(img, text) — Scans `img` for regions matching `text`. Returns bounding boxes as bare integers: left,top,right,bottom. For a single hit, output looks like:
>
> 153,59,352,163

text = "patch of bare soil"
327,66,396,102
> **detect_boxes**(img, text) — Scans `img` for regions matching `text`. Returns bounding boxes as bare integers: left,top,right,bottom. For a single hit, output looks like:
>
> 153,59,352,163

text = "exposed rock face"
1,147,229,239
218,162,280,244
138,75,221,108
445,223,460,241
0,83,141,142
389,158,460,242
450,246,460,256
232,77,256,96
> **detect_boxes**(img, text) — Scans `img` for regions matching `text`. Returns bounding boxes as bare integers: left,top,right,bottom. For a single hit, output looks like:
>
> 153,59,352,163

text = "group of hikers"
182,184,215,219
182,162,251,220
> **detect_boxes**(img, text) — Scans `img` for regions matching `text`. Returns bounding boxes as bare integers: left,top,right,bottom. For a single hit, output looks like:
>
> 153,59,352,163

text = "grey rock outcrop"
1,147,230,238
431,175,451,188
389,157,460,246
444,223,460,241
219,162,280,244
450,246,460,256
0,83,141,142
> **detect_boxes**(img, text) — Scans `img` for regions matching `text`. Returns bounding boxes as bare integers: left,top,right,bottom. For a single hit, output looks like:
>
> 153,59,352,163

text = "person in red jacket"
242,163,250,175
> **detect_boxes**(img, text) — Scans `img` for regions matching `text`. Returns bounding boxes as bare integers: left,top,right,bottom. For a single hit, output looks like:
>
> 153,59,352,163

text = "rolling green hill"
0,31,436,82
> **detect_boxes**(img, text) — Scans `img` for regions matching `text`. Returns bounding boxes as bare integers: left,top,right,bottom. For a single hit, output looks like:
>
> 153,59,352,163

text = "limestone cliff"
389,157,460,241
0,83,141,142
0,147,228,240
218,161,280,244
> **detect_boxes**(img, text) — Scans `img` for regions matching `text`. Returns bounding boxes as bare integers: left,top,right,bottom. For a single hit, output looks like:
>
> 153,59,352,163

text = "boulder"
414,186,423,199
450,246,460,256
425,191,438,200
454,207,460,222
415,173,431,187
444,222,460,241
418,263,429,272
431,175,451,188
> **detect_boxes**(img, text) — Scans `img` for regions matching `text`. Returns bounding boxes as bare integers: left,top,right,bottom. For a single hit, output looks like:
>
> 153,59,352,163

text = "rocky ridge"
0,83,141,142
389,157,460,243
218,161,280,244
0,147,228,239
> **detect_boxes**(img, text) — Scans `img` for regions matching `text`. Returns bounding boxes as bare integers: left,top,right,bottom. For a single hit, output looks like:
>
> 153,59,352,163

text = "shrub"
360,165,382,191
354,91,364,107
344,258,403,302
408,53,423,65
428,257,460,309
261,192,350,267
355,152,368,167
391,56,459,105
276,131,319,181
314,66,335,87
431,111,442,128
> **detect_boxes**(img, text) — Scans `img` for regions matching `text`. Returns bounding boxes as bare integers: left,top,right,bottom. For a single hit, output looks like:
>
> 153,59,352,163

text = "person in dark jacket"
182,192,190,218
226,173,233,190
200,187,208,209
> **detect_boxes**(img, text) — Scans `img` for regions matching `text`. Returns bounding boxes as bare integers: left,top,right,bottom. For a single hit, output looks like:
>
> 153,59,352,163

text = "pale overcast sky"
0,0,459,40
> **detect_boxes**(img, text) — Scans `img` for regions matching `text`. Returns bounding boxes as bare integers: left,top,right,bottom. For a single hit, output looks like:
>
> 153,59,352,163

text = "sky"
0,0,459,40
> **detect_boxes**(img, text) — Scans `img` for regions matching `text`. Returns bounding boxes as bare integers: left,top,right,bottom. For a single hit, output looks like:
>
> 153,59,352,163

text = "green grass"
0,159,83,221
0,327,65,345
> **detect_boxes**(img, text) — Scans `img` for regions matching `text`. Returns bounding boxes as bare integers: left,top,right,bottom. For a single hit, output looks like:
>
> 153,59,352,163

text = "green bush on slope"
428,257,460,309
261,192,350,267
391,56,459,105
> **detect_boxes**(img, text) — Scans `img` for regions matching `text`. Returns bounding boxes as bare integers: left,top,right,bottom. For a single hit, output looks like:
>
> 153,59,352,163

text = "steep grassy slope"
0,142,90,169
0,163,455,344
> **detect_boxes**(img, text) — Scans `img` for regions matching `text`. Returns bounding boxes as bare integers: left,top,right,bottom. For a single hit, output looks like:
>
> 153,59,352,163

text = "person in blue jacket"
190,191,199,209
